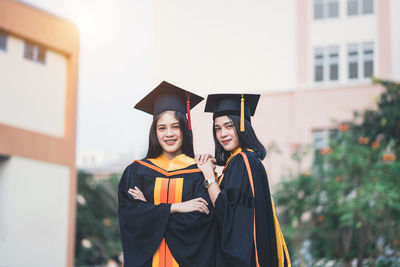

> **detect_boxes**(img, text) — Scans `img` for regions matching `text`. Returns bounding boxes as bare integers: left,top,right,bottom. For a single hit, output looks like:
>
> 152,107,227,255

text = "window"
363,42,374,78
328,0,339,18
328,46,339,81
0,155,10,241
362,0,373,14
24,41,46,64
347,0,374,16
312,129,331,149
314,48,324,82
314,46,340,83
347,0,358,15
348,44,358,79
314,0,324,19
0,30,7,51
347,42,374,80
314,0,339,20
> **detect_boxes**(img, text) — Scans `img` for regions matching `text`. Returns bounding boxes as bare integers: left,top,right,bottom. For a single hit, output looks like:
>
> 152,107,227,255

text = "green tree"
310,129,400,266
275,79,400,266
275,145,317,266
75,171,122,266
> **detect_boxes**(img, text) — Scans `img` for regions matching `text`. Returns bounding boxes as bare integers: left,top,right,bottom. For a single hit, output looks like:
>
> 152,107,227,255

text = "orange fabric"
240,152,260,267
168,179,176,204
160,238,166,267
135,160,201,177
152,244,160,267
152,177,183,266
165,242,174,267
147,154,196,172
174,178,183,203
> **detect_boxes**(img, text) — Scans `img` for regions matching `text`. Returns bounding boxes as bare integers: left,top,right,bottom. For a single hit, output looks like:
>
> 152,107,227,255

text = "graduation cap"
204,94,260,132
134,81,204,130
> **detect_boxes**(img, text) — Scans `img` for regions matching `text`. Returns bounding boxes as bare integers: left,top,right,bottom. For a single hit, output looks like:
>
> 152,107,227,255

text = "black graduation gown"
118,154,216,267
214,148,290,267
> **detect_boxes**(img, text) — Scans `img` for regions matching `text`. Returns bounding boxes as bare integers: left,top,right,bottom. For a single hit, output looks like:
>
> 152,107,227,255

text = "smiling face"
156,111,183,159
214,115,240,152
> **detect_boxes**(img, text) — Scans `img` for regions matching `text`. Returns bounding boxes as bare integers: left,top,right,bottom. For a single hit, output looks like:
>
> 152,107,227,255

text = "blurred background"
0,0,399,266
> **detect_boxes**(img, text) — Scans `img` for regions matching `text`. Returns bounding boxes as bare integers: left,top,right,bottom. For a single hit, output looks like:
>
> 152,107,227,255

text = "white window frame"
347,44,359,80
314,0,339,20
313,45,340,83
362,42,374,78
347,42,374,81
328,46,339,81
314,47,325,82
347,0,374,16
24,41,46,64
327,0,340,18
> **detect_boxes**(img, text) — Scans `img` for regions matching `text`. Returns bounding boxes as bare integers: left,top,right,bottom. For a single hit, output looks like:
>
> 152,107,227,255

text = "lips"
164,139,177,146
221,140,231,145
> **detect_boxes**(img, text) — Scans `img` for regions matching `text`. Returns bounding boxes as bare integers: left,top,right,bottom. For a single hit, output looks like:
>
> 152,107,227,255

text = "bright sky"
23,0,155,163
20,0,296,168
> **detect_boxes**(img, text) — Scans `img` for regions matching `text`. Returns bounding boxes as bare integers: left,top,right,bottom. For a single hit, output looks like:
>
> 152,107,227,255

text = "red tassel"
186,93,191,130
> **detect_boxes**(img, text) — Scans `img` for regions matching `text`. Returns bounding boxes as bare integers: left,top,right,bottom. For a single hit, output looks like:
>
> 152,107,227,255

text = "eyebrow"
157,122,179,127
214,121,232,127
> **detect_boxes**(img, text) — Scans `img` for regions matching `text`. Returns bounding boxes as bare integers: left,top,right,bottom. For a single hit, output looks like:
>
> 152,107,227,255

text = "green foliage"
275,80,400,266
75,171,122,266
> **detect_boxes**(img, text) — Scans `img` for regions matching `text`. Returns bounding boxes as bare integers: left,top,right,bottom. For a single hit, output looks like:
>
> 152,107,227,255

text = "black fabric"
134,81,204,116
214,151,279,267
118,159,216,267
204,94,260,118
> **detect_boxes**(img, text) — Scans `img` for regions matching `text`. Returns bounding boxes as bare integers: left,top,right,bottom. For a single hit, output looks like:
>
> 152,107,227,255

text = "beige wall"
0,1,79,266
152,0,297,93
0,35,67,137
308,2,377,87
0,156,70,267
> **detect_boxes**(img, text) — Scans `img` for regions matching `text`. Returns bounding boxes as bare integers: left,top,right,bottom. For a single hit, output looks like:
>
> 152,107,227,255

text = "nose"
220,127,228,137
166,127,174,137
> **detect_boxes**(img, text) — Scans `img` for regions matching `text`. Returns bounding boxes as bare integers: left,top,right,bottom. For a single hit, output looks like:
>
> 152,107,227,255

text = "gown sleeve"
165,173,217,266
214,155,255,266
118,163,171,267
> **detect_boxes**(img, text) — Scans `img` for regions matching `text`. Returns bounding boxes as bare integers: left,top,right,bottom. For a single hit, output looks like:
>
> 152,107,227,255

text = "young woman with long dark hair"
118,81,216,267
196,94,291,267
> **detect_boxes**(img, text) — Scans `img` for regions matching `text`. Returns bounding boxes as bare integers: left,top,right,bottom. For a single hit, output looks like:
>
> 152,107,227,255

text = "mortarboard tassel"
240,94,245,132
186,92,192,130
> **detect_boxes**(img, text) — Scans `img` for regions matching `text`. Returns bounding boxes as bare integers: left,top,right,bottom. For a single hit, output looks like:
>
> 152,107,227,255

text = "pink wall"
192,84,384,192
377,0,392,79
256,84,383,189
297,0,309,85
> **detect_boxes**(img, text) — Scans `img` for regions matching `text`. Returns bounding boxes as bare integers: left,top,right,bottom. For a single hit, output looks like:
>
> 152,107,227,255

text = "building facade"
152,0,400,187
0,1,79,266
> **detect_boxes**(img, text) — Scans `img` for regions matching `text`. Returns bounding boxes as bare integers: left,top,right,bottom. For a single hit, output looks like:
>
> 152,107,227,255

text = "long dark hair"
146,110,194,158
213,115,266,166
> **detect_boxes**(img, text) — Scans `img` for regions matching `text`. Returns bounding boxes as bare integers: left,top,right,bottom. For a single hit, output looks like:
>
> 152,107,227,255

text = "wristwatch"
203,178,217,188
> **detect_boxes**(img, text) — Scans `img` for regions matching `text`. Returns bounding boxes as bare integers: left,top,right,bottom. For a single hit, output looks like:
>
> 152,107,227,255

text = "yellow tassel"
271,197,291,267
240,94,245,132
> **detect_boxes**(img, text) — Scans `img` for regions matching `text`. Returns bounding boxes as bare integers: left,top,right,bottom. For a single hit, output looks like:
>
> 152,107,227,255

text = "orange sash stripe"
240,152,291,267
168,179,177,204
240,152,260,267
152,177,183,267
135,160,201,177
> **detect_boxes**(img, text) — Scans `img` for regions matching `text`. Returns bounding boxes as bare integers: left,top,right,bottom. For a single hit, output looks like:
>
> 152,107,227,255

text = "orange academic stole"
152,177,183,267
